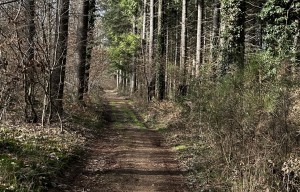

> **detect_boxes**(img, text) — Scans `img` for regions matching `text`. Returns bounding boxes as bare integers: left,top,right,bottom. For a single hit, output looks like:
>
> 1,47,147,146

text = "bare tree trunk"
116,70,120,89
77,0,90,102
84,0,96,94
148,0,154,100
294,19,300,64
118,70,123,90
142,0,147,40
165,24,169,98
195,0,204,77
131,15,137,95
179,0,187,96
210,0,221,78
50,0,70,116
140,0,147,98
42,0,56,125
172,7,180,98
211,0,221,61
155,0,166,100
149,0,154,68
122,71,127,93
24,0,38,123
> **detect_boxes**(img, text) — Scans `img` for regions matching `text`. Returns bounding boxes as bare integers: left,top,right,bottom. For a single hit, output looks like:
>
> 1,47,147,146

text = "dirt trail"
64,91,187,192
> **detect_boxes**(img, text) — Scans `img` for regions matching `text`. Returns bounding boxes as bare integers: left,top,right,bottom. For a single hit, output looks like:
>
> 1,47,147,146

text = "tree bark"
155,0,166,100
24,0,37,123
210,0,221,63
173,7,180,97
140,0,147,98
142,0,147,40
195,0,204,77
294,19,300,65
50,0,70,116
179,0,187,95
131,15,137,95
84,0,96,94
149,0,154,74
77,0,90,102
147,0,154,100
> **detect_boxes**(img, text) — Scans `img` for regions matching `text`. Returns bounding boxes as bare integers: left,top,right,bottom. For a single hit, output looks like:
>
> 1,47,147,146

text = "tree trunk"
131,15,137,95
24,0,37,123
116,70,120,89
149,0,154,74
122,71,127,93
84,0,96,94
256,19,263,50
173,6,180,98
210,0,221,63
50,0,70,116
142,0,147,40
235,0,246,71
155,0,166,100
165,24,169,98
140,0,147,98
77,0,90,102
195,0,204,77
294,19,300,65
148,0,154,100
179,0,187,95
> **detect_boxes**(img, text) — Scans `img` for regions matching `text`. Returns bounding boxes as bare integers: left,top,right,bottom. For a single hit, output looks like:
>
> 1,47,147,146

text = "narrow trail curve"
67,90,188,192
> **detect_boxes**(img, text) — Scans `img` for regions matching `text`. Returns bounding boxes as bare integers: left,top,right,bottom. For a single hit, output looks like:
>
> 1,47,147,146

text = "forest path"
65,90,187,192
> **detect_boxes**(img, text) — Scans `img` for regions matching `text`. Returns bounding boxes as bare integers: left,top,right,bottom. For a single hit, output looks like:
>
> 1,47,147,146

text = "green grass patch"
173,144,187,151
123,106,145,129
109,101,125,107
109,101,146,129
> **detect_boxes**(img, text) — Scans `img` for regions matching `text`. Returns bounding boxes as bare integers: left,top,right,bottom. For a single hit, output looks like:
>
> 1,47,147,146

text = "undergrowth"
0,93,107,191
0,125,84,192
133,53,300,191
185,53,300,191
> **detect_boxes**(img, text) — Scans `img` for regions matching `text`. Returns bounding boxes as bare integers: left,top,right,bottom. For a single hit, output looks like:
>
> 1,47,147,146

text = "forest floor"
55,90,188,192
